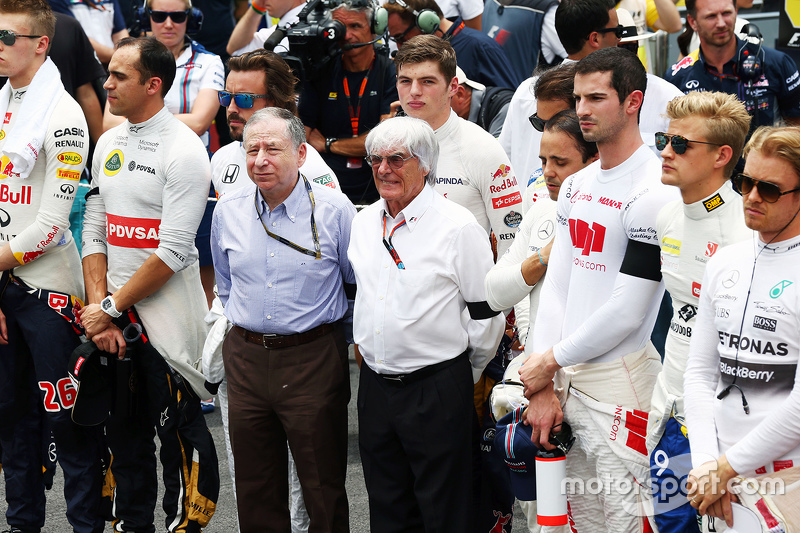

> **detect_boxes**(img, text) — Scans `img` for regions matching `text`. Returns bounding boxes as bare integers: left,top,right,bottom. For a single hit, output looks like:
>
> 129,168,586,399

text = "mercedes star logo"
722,270,740,288
537,220,554,240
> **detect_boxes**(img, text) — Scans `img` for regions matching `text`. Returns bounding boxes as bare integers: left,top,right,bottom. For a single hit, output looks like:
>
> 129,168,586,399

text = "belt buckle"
261,333,278,348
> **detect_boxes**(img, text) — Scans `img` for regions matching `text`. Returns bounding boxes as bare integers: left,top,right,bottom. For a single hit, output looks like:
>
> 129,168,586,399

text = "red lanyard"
445,21,465,40
382,215,407,269
342,58,374,138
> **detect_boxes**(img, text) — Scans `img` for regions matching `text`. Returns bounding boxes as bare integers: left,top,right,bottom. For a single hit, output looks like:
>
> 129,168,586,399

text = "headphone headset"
136,0,204,34
388,0,440,35
735,23,764,84
342,0,389,36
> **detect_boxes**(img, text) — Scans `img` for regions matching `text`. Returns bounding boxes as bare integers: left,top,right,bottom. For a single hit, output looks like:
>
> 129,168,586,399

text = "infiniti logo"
60,183,75,194
0,208,10,227
685,80,700,89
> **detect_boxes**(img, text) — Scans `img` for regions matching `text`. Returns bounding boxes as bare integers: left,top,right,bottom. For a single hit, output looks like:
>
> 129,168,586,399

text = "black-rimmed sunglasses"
528,112,546,133
732,173,800,203
655,132,723,155
218,91,268,109
149,9,191,24
0,29,41,46
596,24,625,39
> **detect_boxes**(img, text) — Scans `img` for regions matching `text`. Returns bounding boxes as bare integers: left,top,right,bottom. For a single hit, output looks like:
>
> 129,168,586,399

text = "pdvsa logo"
569,219,605,256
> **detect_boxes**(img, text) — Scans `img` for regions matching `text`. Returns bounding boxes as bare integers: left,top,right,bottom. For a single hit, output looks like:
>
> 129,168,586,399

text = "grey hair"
333,1,375,32
243,107,306,151
365,117,438,185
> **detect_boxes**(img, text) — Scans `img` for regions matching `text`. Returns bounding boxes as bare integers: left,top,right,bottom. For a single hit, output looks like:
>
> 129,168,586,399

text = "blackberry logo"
753,315,777,332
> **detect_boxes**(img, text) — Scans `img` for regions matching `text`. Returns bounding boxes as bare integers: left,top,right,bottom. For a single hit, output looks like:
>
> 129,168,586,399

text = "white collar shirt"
349,184,505,380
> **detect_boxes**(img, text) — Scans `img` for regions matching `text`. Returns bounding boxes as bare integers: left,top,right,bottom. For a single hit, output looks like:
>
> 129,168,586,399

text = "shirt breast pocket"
294,257,322,306
392,270,443,321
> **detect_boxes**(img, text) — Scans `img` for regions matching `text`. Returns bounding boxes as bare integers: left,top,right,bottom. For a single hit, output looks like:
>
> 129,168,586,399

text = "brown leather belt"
233,322,337,349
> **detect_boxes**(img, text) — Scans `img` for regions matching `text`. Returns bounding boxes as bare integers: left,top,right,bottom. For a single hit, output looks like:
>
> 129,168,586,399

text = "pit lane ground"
1,348,529,532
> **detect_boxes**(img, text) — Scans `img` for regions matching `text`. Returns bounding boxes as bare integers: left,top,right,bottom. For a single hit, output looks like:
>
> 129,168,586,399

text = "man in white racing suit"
647,91,752,533
485,110,598,533
519,47,679,532
79,37,219,532
211,50,340,199
684,127,800,528
0,2,103,531
394,35,523,260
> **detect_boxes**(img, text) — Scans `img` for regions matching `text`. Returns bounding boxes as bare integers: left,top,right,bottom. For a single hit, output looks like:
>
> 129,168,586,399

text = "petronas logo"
104,150,123,176
770,280,793,299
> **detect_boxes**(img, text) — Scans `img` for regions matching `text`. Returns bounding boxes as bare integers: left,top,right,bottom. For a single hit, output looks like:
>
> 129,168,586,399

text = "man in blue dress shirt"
210,107,356,533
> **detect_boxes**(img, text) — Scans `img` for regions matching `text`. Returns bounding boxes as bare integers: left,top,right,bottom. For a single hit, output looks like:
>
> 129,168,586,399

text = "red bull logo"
492,164,511,181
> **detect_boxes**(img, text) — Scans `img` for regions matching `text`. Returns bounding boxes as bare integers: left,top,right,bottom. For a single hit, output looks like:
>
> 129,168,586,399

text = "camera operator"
298,0,397,204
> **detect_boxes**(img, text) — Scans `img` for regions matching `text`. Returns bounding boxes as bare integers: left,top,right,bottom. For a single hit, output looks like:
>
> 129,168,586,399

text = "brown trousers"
223,325,350,533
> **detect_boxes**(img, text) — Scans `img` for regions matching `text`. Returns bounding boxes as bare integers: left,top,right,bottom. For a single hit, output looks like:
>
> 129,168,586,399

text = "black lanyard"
254,175,321,260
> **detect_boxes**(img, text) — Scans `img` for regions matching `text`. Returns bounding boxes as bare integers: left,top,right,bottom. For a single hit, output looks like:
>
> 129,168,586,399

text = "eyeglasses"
655,132,723,155
595,24,624,39
218,91,268,109
389,25,414,44
365,153,416,169
732,173,800,203
0,30,42,46
528,113,546,132
149,10,191,24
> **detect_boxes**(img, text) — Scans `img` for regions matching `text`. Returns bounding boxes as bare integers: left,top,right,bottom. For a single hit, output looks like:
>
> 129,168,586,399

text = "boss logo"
753,315,777,332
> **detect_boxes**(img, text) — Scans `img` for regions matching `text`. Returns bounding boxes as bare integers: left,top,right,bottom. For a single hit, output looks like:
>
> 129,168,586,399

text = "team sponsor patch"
104,149,124,176
692,282,701,298
661,237,681,255
57,169,80,181
0,130,5,141
770,280,792,299
328,92,338,99
703,193,724,212
670,53,696,76
106,213,160,248
492,164,512,181
0,155,18,178
13,249,44,264
705,241,719,257
0,184,31,204
753,315,777,332
503,211,522,228
527,168,543,187
313,174,335,188
491,191,522,209
718,356,794,392
57,152,83,165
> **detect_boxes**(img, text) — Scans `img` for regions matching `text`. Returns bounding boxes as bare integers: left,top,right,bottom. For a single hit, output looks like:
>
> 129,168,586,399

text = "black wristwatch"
325,137,336,154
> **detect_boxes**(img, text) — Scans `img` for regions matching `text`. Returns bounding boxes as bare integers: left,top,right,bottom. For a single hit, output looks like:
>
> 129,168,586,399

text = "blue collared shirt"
211,175,356,336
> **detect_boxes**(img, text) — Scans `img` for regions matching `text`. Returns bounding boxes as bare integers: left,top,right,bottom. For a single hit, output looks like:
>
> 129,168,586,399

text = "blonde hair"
666,91,751,178
147,0,192,9
744,126,800,187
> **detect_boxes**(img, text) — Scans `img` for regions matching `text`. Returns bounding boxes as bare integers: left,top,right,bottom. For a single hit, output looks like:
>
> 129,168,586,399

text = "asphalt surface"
1,349,530,532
